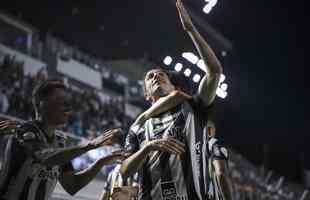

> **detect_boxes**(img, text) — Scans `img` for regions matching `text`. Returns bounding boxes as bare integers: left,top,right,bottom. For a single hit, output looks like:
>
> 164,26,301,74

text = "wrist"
84,142,96,151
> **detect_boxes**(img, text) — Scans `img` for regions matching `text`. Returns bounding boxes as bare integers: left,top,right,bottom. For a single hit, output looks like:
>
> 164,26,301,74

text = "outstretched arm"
60,153,125,196
36,129,121,167
176,0,223,106
132,90,191,126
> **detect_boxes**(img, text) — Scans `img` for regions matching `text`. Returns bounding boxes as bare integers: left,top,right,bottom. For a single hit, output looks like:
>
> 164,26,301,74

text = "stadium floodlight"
174,63,183,72
182,52,199,64
220,74,226,83
163,56,173,65
193,74,201,83
184,68,192,77
220,83,228,91
203,0,218,14
196,59,207,72
216,87,227,99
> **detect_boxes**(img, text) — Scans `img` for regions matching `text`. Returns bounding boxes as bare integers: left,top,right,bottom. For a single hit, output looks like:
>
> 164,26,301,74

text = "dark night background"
2,0,309,183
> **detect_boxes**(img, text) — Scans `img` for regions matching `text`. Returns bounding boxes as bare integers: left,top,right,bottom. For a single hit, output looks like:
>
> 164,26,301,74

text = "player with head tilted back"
0,80,125,200
120,0,224,199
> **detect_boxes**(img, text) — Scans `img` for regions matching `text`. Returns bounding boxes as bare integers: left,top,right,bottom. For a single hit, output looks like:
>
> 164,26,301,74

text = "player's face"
144,69,175,100
45,88,71,126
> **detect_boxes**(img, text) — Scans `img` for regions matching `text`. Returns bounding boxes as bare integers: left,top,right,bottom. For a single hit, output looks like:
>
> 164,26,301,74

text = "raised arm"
176,0,223,106
132,90,191,126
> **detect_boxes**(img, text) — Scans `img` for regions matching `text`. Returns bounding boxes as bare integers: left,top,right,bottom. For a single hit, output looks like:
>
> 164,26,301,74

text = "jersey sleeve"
186,94,213,123
208,138,229,161
124,128,140,155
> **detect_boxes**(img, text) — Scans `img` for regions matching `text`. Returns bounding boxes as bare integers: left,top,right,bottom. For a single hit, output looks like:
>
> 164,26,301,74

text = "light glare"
220,74,226,83
182,52,199,64
163,56,173,65
220,83,228,91
193,74,201,83
216,88,228,99
196,59,207,72
174,63,183,72
184,68,192,77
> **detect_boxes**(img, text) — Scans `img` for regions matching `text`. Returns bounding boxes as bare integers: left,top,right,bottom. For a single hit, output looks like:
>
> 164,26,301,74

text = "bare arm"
120,138,185,178
59,153,124,196
213,160,234,200
132,90,191,126
0,120,20,137
37,129,121,168
176,0,223,106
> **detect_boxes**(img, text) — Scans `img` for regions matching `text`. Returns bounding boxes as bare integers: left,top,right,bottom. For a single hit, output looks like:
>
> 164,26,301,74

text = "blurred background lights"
193,74,201,83
184,68,192,77
163,56,173,65
182,52,199,64
174,63,183,72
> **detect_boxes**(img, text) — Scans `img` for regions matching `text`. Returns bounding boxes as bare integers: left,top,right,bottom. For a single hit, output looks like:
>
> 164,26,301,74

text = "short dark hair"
32,80,66,113
142,68,192,95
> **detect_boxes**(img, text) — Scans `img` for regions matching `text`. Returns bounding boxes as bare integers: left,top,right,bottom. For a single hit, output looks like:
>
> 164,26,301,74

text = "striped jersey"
0,121,70,200
125,96,211,200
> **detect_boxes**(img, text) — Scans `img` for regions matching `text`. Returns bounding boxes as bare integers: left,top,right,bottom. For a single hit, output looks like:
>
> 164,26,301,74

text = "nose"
153,72,160,80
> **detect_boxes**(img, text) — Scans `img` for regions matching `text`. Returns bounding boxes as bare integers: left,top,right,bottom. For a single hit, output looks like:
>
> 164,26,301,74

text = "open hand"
89,128,122,148
176,0,195,32
146,137,185,155
112,186,139,200
0,120,20,136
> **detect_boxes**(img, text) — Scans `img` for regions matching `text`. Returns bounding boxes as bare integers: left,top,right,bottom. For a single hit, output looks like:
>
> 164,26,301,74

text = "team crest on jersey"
22,132,36,140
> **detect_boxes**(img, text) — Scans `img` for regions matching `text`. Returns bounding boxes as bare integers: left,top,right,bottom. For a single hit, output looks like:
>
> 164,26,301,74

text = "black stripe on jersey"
35,180,47,200
0,138,28,196
140,157,153,200
181,144,199,200
159,153,172,182
20,178,33,200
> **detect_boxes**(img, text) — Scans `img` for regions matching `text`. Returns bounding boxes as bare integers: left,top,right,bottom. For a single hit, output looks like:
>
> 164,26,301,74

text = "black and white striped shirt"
125,96,212,200
0,121,70,200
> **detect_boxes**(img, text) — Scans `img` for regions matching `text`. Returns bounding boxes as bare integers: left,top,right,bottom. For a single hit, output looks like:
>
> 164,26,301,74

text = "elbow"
63,183,81,196
119,162,130,179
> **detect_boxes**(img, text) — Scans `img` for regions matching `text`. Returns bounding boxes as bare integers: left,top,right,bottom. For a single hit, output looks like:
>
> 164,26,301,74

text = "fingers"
155,138,185,155
0,120,20,134
93,128,122,146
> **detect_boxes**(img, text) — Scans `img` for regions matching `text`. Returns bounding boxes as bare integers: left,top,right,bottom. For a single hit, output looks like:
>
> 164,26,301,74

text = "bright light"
220,83,228,91
163,56,173,65
174,63,183,72
220,74,226,83
203,0,218,14
216,88,228,99
184,68,192,77
193,74,201,83
196,59,207,72
182,52,199,64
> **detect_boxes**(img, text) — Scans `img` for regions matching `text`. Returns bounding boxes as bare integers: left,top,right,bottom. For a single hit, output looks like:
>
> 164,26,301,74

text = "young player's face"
144,69,175,100
45,88,71,126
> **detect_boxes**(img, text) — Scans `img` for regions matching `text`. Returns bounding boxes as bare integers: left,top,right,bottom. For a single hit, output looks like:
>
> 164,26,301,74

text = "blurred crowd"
0,54,133,139
229,152,308,200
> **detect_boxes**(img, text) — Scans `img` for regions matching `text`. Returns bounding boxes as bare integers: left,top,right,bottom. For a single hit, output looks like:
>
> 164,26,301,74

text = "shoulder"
16,120,41,142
